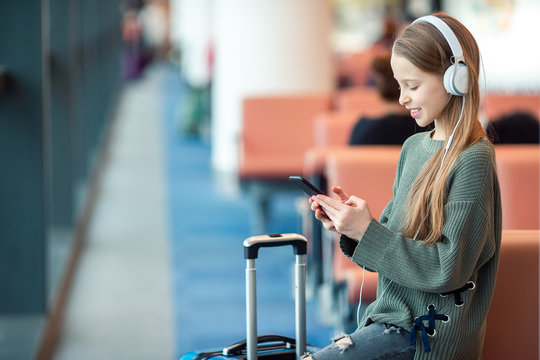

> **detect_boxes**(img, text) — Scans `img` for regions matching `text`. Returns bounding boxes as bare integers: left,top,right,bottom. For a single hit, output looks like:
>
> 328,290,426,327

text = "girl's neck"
431,120,446,140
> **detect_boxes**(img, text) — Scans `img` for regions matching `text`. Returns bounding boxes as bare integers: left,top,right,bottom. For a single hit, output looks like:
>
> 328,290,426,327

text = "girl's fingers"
315,201,342,226
315,194,341,208
315,208,328,220
315,196,345,218
332,186,350,202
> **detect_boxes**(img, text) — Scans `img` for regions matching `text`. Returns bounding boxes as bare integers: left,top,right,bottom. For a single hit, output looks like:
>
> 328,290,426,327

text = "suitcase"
181,233,317,360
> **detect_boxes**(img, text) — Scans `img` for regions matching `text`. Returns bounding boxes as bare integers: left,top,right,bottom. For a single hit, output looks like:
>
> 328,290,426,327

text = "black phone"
289,176,325,196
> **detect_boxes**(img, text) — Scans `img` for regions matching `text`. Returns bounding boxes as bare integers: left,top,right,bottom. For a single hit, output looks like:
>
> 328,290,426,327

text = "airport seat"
495,145,540,229
239,94,332,233
483,93,540,121
332,86,385,113
306,106,383,179
335,51,375,87
303,146,349,180
313,110,362,148
324,146,400,218
483,229,539,359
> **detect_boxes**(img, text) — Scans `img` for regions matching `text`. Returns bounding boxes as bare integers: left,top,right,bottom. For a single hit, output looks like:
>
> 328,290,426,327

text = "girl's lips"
410,108,421,118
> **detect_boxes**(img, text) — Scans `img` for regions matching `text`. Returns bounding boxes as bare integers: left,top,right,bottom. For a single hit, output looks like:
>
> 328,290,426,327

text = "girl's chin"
415,118,432,128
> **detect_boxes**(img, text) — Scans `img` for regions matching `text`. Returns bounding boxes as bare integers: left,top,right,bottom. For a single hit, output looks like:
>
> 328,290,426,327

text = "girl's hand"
311,187,373,240
310,199,336,232
309,186,349,233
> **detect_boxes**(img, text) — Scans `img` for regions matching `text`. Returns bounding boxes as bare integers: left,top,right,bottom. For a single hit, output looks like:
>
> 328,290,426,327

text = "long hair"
393,13,486,244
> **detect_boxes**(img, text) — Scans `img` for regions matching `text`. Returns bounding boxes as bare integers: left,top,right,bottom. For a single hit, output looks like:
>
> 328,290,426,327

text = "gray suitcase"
181,233,313,360
244,233,309,359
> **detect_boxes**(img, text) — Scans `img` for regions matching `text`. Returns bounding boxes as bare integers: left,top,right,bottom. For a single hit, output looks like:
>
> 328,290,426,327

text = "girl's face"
390,53,451,131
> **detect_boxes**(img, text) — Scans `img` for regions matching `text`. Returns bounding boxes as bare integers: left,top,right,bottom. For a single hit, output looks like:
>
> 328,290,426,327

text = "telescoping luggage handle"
243,233,308,360
244,233,308,259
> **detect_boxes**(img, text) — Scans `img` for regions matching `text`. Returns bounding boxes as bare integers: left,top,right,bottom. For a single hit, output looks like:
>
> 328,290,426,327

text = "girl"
307,12,501,360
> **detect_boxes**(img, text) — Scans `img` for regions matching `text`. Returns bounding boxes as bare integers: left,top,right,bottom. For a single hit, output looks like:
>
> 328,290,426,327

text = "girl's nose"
399,91,409,106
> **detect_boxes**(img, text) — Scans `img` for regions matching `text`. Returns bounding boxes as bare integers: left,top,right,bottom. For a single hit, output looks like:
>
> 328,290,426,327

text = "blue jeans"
307,323,415,360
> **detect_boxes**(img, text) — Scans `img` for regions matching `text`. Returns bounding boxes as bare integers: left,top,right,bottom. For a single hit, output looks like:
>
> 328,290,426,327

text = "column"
211,0,334,184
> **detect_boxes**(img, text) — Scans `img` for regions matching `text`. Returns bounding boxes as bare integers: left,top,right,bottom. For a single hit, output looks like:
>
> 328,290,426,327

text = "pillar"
211,0,334,185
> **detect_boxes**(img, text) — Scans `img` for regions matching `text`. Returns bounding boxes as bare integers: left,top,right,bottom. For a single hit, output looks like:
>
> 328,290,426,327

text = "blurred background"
1,0,539,359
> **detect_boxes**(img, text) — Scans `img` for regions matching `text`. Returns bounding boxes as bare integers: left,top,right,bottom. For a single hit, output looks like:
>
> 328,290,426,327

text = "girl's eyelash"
397,84,417,91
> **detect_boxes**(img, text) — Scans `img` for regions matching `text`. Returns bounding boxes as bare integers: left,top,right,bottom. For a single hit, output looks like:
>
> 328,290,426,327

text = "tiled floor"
53,66,175,360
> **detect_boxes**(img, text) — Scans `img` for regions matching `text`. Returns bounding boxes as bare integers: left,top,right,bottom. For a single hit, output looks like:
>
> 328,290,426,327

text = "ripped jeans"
305,323,415,360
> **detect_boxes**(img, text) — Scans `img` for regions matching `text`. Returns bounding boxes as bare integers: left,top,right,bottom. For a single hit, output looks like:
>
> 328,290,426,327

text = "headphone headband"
412,15,464,63
412,15,468,96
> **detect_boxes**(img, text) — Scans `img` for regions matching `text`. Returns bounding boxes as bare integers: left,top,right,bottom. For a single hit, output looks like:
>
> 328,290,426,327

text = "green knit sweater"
341,131,502,359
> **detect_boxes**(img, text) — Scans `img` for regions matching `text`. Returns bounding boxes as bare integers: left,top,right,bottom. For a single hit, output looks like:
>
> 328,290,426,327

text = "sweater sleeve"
350,143,498,294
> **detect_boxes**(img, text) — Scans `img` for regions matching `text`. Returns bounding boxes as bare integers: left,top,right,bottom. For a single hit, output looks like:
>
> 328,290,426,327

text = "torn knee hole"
333,336,353,351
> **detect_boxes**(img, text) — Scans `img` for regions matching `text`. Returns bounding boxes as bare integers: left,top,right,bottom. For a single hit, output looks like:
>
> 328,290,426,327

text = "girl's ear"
444,62,468,96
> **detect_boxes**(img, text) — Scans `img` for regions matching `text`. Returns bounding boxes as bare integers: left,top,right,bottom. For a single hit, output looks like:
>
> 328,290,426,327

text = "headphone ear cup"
444,63,468,96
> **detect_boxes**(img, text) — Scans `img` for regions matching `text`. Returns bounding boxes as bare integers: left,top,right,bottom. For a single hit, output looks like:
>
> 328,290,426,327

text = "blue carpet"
161,65,334,357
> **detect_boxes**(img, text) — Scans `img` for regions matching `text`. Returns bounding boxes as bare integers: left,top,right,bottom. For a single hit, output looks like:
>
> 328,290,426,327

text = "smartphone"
289,176,325,196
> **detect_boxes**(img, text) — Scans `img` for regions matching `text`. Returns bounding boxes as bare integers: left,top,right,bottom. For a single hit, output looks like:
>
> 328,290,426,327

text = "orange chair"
483,93,540,121
303,146,348,179
333,86,386,113
305,108,370,178
335,51,375,87
495,145,540,229
325,147,400,217
313,110,362,148
239,94,332,233
483,230,539,359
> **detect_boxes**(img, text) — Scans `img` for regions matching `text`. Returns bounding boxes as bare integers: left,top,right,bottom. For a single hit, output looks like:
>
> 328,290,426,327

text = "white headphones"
412,15,468,96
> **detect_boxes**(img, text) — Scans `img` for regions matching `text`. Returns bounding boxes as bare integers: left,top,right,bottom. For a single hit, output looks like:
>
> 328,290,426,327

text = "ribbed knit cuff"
351,219,394,271
339,235,359,257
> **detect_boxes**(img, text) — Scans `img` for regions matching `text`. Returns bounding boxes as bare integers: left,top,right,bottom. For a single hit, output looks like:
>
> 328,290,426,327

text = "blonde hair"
393,13,486,244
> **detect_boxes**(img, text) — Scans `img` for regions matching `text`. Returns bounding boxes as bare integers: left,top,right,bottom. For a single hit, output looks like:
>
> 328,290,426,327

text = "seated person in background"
349,51,432,145
486,111,540,144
